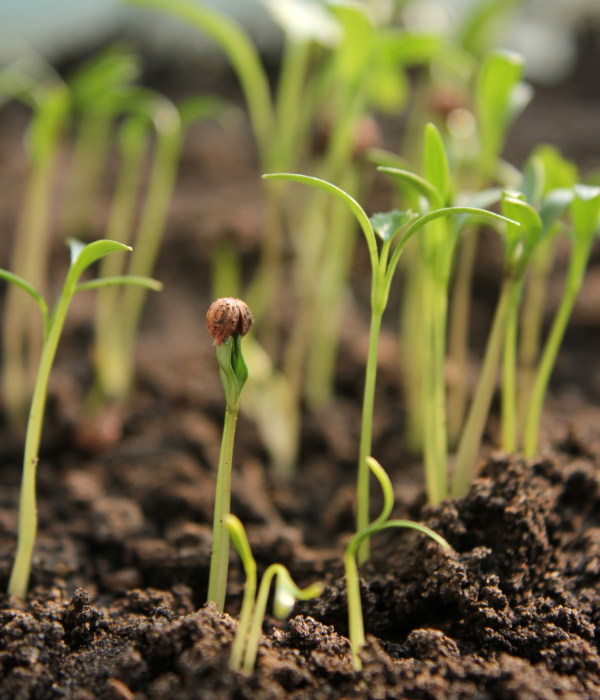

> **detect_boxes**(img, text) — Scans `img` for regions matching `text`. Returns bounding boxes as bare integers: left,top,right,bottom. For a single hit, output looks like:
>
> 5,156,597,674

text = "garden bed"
1,47,600,698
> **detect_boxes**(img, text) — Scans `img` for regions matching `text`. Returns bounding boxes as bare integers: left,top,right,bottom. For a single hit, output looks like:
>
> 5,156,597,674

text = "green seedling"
345,457,450,671
379,124,511,506
451,194,543,497
4,239,161,600
205,299,253,612
517,146,578,425
523,184,600,457
94,93,231,402
500,157,575,452
0,64,70,426
224,514,323,673
62,44,141,239
265,172,515,560
447,48,531,444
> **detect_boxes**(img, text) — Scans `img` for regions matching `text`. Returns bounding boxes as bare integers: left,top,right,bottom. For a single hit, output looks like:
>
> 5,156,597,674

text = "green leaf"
75,275,163,293
452,187,502,236
370,211,416,242
0,269,49,333
365,148,412,172
501,196,542,270
539,188,574,234
476,49,525,174
377,167,442,209
273,568,323,620
380,30,441,65
67,239,132,285
69,44,141,106
263,172,378,269
128,0,273,163
571,184,600,241
329,1,375,83
533,145,578,193
519,155,545,209
217,334,249,407
459,0,518,58
260,0,341,46
424,123,450,205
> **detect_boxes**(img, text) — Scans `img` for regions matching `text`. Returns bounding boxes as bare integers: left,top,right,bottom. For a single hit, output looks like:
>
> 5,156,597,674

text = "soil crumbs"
3,437,600,699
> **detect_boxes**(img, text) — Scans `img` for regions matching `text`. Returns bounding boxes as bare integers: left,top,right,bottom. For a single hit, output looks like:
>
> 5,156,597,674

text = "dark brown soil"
1,38,600,699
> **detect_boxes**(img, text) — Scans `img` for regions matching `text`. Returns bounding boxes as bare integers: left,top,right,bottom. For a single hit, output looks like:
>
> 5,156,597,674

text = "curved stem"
243,563,282,672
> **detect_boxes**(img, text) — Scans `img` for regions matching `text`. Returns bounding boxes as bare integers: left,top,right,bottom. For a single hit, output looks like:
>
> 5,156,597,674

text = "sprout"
523,185,600,456
4,239,161,600
265,172,516,560
224,514,323,673
344,457,450,671
206,299,253,612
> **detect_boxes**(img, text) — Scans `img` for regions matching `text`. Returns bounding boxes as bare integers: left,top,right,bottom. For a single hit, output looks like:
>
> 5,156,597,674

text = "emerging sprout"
224,514,323,673
3,239,161,600
345,457,450,671
206,299,251,611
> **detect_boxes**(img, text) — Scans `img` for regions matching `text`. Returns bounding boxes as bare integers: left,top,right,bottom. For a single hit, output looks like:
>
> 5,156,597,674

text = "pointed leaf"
67,239,132,284
378,167,442,208
424,123,450,204
75,275,163,293
519,155,545,209
263,172,377,268
571,184,600,241
0,269,49,332
501,196,542,269
370,210,416,242
539,188,574,234
329,1,375,83
534,144,578,193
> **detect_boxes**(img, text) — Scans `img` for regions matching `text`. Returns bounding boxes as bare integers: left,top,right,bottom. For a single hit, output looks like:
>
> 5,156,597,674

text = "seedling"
4,239,162,600
94,93,231,402
523,185,600,456
451,194,543,497
345,457,450,671
206,298,253,611
224,514,323,673
265,173,516,559
0,65,70,425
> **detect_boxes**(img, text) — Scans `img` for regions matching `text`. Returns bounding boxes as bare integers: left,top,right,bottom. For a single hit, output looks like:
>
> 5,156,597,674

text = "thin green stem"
7,281,75,599
207,403,239,611
501,280,522,452
523,241,590,457
243,564,282,673
451,278,514,499
356,308,383,564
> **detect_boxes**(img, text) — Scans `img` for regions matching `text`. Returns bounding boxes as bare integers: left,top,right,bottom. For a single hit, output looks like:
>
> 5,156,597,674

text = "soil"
2,35,600,700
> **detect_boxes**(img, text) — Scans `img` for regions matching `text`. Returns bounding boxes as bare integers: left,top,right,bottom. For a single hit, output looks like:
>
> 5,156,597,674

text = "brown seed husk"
206,298,253,345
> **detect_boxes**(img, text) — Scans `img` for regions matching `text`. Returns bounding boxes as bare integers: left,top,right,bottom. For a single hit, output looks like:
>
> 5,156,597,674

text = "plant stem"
207,402,239,611
451,278,514,499
517,235,556,424
501,280,522,452
8,285,73,599
356,308,383,564
243,564,282,673
228,538,256,672
447,227,478,446
523,241,590,457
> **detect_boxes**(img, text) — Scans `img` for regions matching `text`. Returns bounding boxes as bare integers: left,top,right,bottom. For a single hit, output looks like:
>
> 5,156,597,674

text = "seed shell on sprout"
206,297,253,345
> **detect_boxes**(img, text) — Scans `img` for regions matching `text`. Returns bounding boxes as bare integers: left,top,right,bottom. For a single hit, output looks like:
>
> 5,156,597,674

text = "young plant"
0,68,70,426
94,94,231,402
523,185,600,457
345,457,450,671
205,298,253,612
224,514,323,673
446,48,531,444
265,173,515,560
4,239,162,600
451,194,543,498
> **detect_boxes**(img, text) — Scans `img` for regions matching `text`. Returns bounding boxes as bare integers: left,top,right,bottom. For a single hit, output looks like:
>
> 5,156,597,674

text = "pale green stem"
8,285,75,599
517,235,556,424
243,563,283,673
523,240,590,457
501,280,522,452
451,278,514,499
228,542,256,672
111,127,182,399
447,227,478,447
207,403,239,611
95,119,148,400
356,309,383,564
